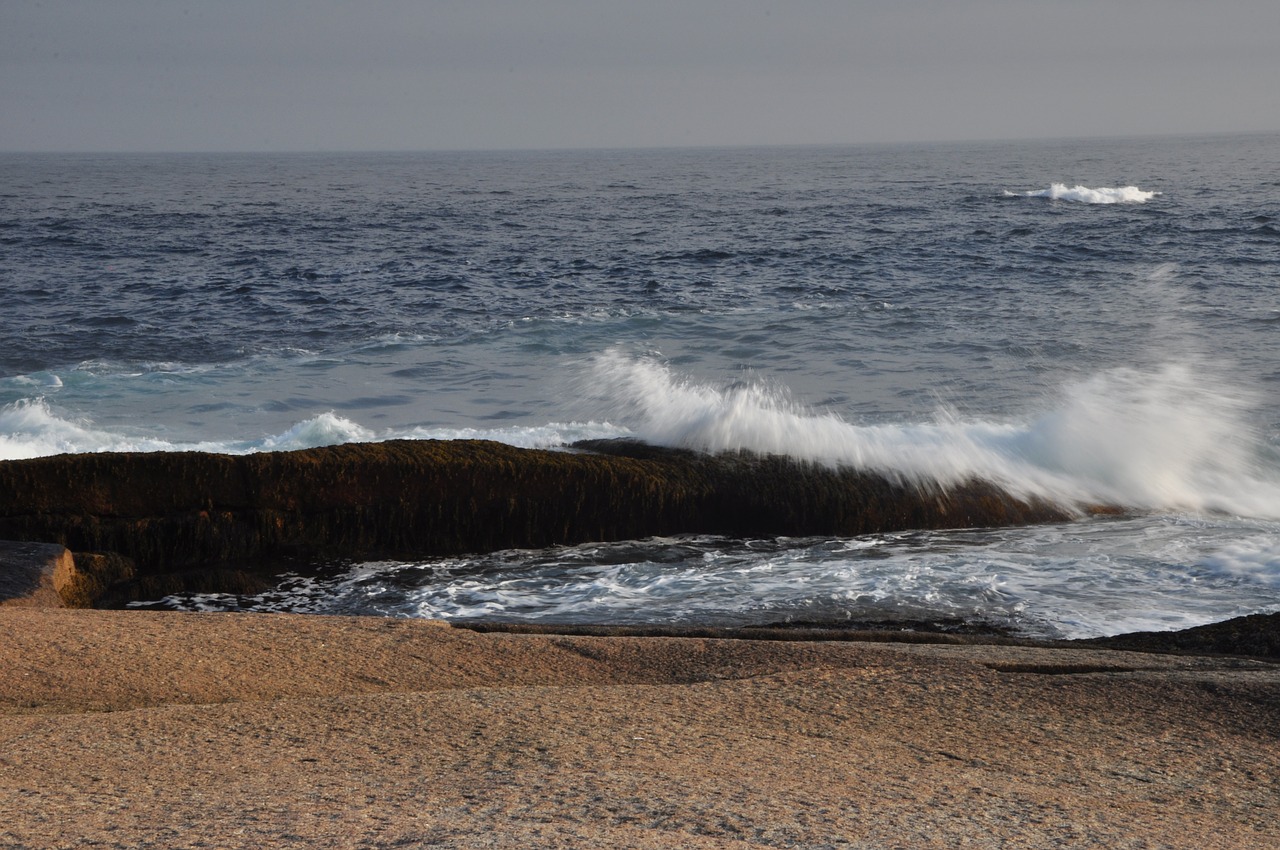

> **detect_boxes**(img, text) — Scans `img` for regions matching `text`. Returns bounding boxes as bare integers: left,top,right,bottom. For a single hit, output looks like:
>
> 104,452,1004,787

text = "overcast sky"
2,1,1278,152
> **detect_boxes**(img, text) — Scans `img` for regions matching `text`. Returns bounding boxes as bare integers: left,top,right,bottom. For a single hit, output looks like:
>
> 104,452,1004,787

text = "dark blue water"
3,136,1280,636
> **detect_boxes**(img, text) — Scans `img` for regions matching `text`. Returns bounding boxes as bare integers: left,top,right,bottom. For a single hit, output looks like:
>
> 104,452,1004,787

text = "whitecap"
1006,183,1160,204
256,412,376,451
0,396,630,460
5,372,64,389
0,398,178,459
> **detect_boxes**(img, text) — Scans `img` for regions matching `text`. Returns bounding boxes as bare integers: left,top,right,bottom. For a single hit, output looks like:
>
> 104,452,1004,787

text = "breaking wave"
0,398,624,459
1005,184,1161,204
578,351,1280,519
7,350,1280,520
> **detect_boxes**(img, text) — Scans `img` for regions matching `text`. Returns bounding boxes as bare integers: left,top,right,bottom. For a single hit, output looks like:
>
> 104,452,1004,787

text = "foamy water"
139,514,1280,640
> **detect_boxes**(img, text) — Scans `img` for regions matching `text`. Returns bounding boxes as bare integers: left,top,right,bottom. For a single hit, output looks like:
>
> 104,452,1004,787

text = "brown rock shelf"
0,438,1075,607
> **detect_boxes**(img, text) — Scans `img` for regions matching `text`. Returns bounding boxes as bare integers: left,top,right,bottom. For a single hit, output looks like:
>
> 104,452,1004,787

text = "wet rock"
0,439,1074,606
1082,611,1280,659
63,552,139,609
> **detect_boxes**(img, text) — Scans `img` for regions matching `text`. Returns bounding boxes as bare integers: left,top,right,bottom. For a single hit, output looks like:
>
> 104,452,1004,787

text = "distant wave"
1005,184,1160,204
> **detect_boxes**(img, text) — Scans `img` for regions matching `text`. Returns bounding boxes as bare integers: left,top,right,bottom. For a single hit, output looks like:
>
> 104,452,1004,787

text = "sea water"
3,135,1279,638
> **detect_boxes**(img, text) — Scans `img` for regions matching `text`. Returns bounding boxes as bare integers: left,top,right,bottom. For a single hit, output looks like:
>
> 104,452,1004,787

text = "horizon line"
3,129,1278,158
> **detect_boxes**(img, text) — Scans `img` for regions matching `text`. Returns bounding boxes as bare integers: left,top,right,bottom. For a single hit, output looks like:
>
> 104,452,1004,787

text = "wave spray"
581,350,1280,519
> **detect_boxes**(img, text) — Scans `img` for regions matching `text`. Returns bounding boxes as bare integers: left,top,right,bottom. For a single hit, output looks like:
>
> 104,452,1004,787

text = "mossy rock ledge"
0,438,1074,607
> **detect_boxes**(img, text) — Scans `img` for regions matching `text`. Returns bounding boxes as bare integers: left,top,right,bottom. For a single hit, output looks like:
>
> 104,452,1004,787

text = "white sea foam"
400,421,629,449
580,351,1280,519
257,412,376,451
0,400,378,458
0,398,177,459
7,372,63,389
142,520,1280,638
0,398,627,460
1199,536,1280,587
1006,183,1160,204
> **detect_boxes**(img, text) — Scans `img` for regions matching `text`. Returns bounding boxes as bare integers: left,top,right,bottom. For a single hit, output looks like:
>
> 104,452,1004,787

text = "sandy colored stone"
0,542,75,609
1,608,1278,849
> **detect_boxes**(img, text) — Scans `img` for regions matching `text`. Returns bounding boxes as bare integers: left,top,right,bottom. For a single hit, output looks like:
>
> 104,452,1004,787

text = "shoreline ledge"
0,438,1077,607
1,606,1277,848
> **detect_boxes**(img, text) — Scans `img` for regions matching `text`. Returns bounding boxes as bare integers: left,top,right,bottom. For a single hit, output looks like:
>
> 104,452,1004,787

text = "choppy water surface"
4,135,1280,636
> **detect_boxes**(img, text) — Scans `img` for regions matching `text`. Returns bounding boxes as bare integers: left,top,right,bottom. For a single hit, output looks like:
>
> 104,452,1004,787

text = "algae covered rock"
0,439,1073,606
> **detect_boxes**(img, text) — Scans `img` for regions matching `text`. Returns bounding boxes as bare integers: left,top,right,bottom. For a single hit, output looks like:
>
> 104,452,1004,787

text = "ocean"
3,134,1279,639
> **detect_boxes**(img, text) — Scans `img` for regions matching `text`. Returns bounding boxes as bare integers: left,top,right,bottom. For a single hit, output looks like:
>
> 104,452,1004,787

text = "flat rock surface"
2,608,1278,849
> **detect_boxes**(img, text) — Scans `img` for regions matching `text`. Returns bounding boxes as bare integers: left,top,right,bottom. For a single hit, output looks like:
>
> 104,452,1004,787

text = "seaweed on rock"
0,439,1075,606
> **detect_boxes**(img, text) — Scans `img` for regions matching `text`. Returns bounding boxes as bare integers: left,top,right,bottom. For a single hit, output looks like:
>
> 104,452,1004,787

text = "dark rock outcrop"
0,439,1076,606
1082,611,1280,659
459,612,1280,660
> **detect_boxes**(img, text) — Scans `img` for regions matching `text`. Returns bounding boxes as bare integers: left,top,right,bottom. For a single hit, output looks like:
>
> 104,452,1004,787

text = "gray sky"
3,0,1278,152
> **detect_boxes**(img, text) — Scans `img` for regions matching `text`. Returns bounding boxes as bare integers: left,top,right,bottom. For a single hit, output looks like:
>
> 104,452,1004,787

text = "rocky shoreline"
3,439,1277,659
0,439,1077,607
2,438,1278,847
